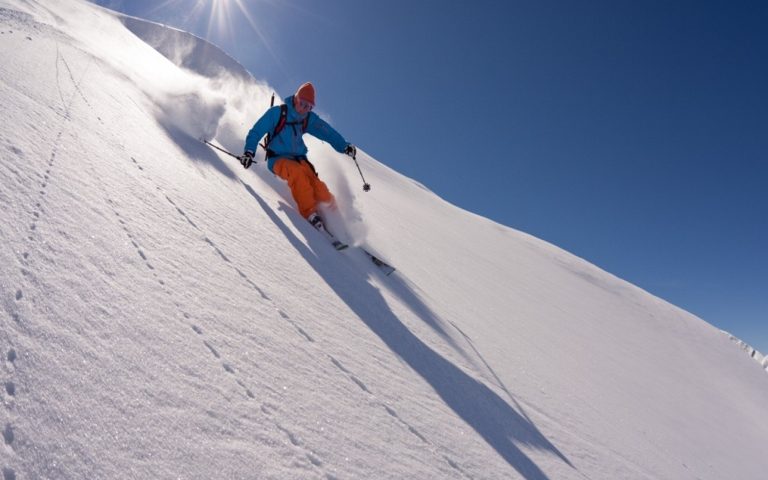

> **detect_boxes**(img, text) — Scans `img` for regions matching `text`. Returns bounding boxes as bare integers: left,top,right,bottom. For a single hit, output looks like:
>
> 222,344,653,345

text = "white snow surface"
1,1,767,479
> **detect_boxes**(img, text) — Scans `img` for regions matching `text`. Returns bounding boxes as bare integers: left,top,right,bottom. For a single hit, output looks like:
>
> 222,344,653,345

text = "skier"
241,82,357,231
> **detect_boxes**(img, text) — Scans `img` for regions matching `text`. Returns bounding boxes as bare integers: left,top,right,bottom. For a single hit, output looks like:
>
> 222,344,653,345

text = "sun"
145,1,266,44
208,0,243,40
140,0,286,70
196,0,264,46
205,1,279,57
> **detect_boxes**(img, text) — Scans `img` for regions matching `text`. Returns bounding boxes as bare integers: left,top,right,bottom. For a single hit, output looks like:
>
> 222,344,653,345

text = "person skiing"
241,82,357,231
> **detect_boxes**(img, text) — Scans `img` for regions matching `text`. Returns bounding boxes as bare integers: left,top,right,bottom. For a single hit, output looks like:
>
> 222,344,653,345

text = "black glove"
344,144,357,159
240,151,254,169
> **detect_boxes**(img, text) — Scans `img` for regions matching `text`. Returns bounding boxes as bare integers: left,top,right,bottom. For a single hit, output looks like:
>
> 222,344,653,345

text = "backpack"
261,104,309,157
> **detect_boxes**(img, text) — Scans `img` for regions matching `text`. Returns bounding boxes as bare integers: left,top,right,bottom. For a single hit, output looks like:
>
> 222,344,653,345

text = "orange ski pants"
273,158,334,219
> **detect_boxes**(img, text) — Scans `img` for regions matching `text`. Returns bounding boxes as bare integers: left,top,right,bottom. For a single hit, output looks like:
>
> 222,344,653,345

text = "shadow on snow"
242,181,575,480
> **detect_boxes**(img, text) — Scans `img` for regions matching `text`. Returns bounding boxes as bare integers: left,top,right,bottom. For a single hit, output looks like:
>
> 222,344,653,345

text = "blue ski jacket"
244,95,350,173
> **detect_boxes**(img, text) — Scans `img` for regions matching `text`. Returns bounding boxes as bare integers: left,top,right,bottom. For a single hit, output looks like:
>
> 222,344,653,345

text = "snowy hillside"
2,1,767,479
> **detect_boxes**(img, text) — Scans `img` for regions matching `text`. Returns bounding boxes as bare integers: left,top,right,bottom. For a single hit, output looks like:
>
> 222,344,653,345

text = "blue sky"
91,0,767,354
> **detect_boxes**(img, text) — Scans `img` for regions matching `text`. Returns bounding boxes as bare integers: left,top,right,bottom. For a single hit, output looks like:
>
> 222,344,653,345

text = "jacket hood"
283,95,309,121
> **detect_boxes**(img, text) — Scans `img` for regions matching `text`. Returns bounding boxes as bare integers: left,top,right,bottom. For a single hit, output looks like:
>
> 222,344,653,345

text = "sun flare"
147,0,266,46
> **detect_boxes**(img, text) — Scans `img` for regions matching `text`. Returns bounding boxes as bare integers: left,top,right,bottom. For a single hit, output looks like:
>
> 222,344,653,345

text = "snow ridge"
116,13,253,82
727,332,768,372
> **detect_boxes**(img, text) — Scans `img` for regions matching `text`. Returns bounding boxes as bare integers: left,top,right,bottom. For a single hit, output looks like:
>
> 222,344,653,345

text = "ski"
309,218,394,273
362,249,396,276
311,220,348,251
322,229,349,251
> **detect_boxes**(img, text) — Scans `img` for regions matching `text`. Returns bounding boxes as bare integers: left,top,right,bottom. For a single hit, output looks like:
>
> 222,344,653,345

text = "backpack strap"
263,104,289,150
263,104,310,158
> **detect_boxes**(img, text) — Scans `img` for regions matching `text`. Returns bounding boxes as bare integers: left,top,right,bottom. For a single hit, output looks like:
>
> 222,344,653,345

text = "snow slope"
1,1,767,479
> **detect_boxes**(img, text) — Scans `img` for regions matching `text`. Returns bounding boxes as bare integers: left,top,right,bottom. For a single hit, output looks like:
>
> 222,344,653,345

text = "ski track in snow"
2,347,17,480
124,151,472,478
2,39,92,480
50,54,337,474
7,36,335,474
102,174,336,476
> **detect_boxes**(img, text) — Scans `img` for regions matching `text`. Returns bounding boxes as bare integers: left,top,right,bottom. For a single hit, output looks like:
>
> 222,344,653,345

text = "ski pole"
201,139,242,160
351,152,371,192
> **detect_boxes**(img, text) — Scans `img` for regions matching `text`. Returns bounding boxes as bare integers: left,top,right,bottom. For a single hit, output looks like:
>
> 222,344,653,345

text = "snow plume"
115,12,274,149
153,87,225,141
146,63,272,150
44,1,271,149
306,138,370,246
32,1,220,141
203,73,273,154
